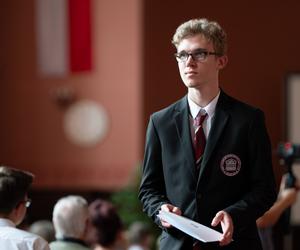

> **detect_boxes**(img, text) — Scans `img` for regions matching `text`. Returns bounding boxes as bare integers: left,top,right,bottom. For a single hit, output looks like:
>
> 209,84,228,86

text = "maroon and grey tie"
193,112,208,165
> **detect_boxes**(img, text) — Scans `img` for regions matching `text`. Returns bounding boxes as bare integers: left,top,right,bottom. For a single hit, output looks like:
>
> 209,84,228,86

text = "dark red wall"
0,0,142,190
143,1,300,180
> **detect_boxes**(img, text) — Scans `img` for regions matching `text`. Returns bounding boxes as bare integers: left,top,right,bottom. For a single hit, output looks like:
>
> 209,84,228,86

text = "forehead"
177,34,214,52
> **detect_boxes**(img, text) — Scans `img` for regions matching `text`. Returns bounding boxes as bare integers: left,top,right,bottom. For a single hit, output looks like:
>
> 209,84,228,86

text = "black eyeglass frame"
174,49,222,62
23,198,32,208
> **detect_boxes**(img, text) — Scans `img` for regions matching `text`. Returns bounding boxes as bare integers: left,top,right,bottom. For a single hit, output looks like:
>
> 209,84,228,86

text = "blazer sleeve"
224,109,277,229
138,115,169,226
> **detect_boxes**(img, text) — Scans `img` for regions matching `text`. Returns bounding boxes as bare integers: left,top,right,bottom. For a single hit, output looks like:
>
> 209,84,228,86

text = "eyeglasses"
23,198,32,208
174,49,221,63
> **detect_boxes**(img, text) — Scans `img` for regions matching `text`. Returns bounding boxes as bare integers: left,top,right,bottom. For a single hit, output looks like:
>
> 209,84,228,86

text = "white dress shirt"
0,218,50,250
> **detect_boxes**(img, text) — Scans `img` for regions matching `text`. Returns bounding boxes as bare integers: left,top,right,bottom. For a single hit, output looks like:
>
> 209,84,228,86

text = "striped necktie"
193,112,208,165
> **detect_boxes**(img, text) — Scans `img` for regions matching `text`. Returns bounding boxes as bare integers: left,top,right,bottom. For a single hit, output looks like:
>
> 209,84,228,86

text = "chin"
183,81,200,88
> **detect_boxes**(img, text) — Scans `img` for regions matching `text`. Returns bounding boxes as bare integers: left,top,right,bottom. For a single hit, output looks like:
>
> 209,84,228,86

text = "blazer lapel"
173,96,197,179
198,91,231,179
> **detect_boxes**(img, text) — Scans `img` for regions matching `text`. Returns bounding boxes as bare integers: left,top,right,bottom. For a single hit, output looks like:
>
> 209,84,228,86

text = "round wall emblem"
220,154,241,176
63,99,109,147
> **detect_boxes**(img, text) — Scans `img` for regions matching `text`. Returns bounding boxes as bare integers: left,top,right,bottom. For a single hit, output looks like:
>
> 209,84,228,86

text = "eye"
178,52,189,60
193,51,207,60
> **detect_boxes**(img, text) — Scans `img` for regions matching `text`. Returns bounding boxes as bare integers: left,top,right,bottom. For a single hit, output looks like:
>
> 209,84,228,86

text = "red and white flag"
35,0,92,77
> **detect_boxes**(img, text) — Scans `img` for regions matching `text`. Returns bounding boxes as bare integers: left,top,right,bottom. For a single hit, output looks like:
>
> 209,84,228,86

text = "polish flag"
35,0,92,77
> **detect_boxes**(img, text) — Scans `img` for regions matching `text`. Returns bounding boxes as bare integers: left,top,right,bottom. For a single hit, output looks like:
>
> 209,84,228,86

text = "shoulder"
19,229,49,249
150,96,187,122
220,91,264,118
0,227,49,249
50,241,90,250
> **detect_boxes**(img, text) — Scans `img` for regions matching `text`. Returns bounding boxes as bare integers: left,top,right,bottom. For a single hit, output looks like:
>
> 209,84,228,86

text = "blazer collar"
173,96,197,179
198,90,231,179
172,91,232,182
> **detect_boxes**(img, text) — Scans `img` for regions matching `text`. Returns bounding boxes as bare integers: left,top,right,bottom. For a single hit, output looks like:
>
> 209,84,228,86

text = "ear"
217,55,228,70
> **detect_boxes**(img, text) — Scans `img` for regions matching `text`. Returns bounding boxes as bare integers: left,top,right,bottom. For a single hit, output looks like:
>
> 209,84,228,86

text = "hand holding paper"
160,204,182,228
158,210,223,242
211,210,234,246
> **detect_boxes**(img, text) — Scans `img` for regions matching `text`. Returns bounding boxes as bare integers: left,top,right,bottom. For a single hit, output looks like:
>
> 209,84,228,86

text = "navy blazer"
139,91,277,250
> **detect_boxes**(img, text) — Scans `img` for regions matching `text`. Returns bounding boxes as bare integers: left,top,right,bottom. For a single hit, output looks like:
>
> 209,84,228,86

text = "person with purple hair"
87,199,127,250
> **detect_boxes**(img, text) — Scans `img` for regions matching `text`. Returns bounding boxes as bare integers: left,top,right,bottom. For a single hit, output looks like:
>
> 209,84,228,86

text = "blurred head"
87,199,123,248
127,221,153,249
29,220,55,242
52,195,88,240
172,18,227,56
0,166,33,222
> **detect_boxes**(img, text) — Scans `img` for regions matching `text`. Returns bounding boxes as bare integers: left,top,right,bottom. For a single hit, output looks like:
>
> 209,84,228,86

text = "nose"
186,54,196,65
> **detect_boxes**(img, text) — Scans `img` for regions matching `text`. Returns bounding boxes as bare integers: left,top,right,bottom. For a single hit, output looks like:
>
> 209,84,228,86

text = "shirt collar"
0,218,16,228
188,91,220,119
58,237,89,247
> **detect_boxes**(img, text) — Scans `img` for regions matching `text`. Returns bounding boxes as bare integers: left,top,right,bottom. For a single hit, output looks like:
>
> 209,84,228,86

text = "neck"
59,237,88,247
188,85,220,107
0,210,19,225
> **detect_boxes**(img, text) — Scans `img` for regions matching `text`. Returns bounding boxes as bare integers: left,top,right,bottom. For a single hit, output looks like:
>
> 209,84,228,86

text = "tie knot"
194,112,207,127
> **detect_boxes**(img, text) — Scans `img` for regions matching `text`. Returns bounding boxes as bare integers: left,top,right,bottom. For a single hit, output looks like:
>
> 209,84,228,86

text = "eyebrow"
177,48,208,54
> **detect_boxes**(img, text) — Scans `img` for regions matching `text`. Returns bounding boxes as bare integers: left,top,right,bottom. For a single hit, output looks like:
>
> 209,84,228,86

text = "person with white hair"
50,195,90,250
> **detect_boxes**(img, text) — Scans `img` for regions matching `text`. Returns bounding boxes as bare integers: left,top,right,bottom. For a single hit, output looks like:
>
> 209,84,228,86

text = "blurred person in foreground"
256,174,300,250
50,195,90,250
29,220,55,243
87,199,126,250
0,166,50,250
138,17,277,250
127,221,153,250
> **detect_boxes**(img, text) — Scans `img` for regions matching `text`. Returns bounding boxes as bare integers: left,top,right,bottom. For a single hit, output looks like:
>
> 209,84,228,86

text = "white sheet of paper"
158,210,223,242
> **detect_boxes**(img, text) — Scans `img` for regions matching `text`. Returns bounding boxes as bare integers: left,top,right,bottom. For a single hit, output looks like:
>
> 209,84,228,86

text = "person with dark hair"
0,166,50,249
87,199,126,250
138,18,277,250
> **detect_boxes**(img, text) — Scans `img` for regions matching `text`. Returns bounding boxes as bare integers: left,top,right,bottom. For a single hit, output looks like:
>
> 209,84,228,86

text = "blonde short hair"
172,18,227,55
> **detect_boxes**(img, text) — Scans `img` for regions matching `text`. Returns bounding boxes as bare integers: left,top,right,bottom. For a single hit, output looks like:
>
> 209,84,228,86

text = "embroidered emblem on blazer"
220,154,241,176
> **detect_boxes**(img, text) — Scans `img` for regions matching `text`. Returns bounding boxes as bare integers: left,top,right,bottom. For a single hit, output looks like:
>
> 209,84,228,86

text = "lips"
185,71,197,76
